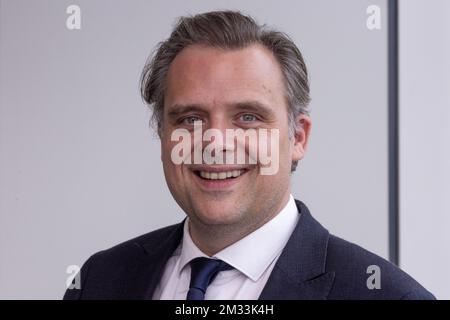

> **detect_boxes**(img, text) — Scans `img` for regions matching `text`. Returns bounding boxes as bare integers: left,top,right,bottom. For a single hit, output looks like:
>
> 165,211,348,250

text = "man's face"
161,44,309,235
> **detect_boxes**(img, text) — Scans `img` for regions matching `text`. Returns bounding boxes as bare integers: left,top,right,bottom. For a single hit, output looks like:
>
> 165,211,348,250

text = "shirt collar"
177,195,299,282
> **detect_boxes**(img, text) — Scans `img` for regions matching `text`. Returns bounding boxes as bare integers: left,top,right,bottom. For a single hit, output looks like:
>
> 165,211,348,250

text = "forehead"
164,44,286,111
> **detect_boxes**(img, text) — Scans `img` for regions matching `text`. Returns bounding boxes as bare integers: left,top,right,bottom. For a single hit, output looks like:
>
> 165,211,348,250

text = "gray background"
1,0,390,299
399,0,450,299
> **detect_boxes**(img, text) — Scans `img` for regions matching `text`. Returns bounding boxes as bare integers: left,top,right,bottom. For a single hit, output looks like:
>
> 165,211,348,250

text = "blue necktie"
186,257,233,300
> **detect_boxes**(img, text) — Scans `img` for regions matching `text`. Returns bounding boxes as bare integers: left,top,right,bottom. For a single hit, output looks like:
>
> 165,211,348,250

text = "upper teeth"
199,170,243,180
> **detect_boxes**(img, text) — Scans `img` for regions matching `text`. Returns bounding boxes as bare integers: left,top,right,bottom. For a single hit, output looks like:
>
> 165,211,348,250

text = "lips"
198,170,244,180
189,166,251,190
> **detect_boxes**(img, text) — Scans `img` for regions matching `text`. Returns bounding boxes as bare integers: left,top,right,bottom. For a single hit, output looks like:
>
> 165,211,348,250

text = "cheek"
161,142,179,184
161,138,189,180
161,136,177,163
161,144,171,163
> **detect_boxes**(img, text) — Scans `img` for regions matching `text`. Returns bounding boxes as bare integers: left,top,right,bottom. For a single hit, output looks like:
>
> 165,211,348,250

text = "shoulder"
325,234,435,299
93,223,182,260
81,222,181,266
63,222,182,299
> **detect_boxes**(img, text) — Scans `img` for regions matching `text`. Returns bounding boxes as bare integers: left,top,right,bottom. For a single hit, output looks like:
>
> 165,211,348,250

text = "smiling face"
161,44,309,246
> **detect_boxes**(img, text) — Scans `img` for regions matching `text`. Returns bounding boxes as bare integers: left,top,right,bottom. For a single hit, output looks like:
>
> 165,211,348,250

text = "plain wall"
399,0,450,299
0,0,389,299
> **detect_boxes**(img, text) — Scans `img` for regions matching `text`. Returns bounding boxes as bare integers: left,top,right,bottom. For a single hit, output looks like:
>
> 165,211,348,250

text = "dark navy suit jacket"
63,200,435,300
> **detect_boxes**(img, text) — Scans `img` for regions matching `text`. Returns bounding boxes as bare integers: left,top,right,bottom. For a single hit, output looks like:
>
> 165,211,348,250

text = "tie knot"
186,257,233,300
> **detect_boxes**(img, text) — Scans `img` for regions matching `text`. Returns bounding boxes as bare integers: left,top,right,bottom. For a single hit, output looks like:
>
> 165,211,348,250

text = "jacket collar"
258,200,335,299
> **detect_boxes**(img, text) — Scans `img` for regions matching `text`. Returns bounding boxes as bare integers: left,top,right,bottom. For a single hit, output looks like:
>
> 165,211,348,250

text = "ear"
291,114,312,162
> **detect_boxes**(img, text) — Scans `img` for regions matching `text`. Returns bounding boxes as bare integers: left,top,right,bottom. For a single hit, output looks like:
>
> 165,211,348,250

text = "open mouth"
193,169,249,180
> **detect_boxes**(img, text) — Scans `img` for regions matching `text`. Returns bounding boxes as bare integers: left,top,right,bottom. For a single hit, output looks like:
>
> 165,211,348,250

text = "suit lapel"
134,220,185,299
259,200,335,300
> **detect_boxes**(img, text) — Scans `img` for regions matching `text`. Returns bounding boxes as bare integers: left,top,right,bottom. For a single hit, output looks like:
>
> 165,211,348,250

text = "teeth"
198,170,243,180
200,171,210,179
218,172,227,180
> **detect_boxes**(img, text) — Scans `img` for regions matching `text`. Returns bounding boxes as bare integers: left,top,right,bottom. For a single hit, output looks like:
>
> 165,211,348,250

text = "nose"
202,115,235,158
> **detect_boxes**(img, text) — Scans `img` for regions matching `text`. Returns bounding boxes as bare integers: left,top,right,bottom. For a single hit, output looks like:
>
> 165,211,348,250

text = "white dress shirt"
152,195,299,300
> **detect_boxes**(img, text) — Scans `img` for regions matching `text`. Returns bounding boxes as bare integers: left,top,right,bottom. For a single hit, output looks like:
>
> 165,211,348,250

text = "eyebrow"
231,101,275,118
167,104,206,119
167,100,275,119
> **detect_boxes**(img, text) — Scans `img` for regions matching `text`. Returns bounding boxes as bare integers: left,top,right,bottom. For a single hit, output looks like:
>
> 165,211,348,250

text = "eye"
239,114,257,122
181,116,202,125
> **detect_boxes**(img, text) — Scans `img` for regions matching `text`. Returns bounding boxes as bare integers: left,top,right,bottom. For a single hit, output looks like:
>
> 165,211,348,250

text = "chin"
192,201,245,226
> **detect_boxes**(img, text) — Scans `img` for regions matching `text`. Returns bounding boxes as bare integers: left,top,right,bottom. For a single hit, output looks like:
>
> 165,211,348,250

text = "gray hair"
140,10,311,171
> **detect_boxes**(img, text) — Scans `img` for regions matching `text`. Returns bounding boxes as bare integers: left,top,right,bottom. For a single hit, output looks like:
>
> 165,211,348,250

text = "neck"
188,193,291,256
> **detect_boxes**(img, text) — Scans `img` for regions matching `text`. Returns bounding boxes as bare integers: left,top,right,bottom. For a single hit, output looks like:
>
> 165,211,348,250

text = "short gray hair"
140,10,311,171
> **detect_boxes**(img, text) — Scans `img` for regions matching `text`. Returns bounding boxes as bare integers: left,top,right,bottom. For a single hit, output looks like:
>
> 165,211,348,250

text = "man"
64,10,434,300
